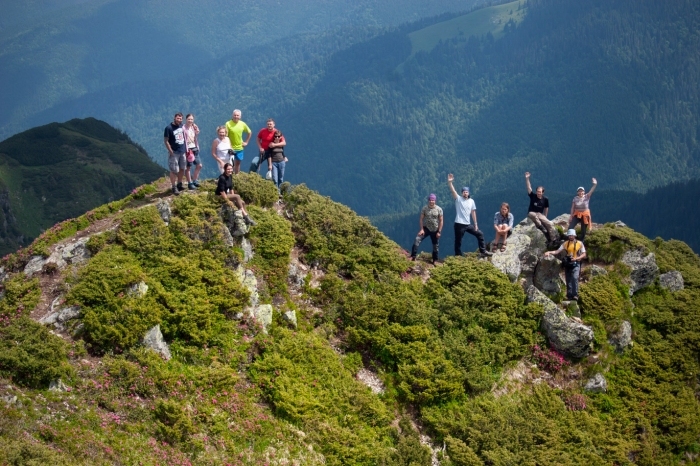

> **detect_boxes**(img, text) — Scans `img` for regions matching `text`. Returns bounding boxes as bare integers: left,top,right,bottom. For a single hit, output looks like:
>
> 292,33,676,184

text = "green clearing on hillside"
408,0,527,55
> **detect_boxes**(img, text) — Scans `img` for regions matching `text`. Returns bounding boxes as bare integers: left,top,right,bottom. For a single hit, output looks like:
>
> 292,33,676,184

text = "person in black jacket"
216,163,256,226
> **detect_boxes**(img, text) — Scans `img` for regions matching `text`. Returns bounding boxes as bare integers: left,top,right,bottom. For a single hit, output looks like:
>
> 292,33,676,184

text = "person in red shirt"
250,118,286,175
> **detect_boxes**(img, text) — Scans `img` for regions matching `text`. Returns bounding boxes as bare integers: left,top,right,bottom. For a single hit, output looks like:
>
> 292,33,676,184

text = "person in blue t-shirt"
448,174,492,258
164,113,186,195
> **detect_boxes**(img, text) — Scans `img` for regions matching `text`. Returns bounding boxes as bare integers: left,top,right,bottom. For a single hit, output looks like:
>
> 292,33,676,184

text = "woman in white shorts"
211,126,232,174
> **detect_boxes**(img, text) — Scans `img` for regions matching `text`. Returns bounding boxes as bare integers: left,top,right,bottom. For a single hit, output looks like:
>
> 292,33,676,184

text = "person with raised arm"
410,194,443,265
525,172,557,245
493,202,513,252
215,163,256,226
568,178,597,241
448,174,492,258
544,229,587,300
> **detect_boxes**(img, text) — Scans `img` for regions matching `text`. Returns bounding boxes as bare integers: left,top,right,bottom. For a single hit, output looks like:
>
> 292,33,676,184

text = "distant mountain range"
0,118,164,255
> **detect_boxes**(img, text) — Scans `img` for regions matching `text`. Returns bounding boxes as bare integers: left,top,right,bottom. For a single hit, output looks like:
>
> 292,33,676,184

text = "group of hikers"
411,172,597,301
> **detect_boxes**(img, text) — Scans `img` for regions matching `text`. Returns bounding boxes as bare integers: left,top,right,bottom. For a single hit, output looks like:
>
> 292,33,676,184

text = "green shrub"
586,225,652,263
247,205,295,295
579,274,629,323
230,172,279,208
0,316,73,388
0,274,41,323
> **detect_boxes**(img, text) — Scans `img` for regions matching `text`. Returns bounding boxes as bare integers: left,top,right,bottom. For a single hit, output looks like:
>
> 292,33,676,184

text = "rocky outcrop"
23,238,92,276
236,265,259,308
241,237,253,262
23,255,46,276
49,379,71,392
156,199,172,225
527,286,594,358
283,310,298,327
621,249,659,295
492,219,548,282
251,304,274,333
659,271,684,292
221,204,249,237
128,281,148,298
584,373,607,393
608,320,632,353
142,325,171,360
534,255,564,297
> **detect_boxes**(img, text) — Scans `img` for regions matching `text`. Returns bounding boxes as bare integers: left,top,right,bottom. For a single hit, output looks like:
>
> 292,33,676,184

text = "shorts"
186,149,202,168
216,155,231,174
168,151,186,173
231,149,244,161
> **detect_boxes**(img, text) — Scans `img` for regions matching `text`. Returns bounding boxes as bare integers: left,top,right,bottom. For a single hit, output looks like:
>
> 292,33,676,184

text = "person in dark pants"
544,229,587,300
568,178,597,242
410,194,443,264
216,163,257,226
448,174,492,258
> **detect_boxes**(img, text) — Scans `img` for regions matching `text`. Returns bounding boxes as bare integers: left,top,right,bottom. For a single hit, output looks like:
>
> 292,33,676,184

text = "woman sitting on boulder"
493,202,513,252
568,178,597,241
215,163,256,226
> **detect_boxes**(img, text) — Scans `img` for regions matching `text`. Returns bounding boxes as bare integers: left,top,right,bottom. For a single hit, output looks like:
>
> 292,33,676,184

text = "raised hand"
592,177,597,184
447,173,454,183
525,172,530,179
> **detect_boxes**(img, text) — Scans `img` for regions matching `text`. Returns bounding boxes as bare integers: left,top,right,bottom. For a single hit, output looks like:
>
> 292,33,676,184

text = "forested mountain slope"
0,177,699,465
0,118,164,255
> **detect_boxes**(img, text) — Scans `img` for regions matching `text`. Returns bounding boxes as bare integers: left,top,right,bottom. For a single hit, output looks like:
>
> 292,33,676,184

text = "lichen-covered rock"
241,237,253,262
283,310,298,327
492,219,548,282
551,214,571,230
659,270,684,292
613,220,627,228
221,204,249,237
584,265,608,279
251,304,273,333
221,224,234,247
528,286,594,358
23,255,46,276
621,249,659,295
142,324,171,360
534,255,564,296
49,379,71,392
608,320,632,353
156,199,172,224
584,373,607,393
288,261,308,288
236,265,259,307
128,281,148,298
0,266,6,283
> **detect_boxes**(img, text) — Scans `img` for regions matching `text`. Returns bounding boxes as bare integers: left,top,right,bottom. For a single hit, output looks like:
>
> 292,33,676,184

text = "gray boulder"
221,224,234,247
621,249,659,295
608,320,632,353
0,266,6,283
659,271,684,292
551,214,571,230
585,265,608,279
156,199,172,225
288,261,308,288
241,237,254,262
23,256,46,276
584,373,607,393
534,255,565,296
613,221,627,228
236,265,259,307
528,286,594,358
491,219,548,282
251,304,274,334
283,310,298,327
49,379,71,392
142,325,171,360
221,204,249,237
127,281,148,298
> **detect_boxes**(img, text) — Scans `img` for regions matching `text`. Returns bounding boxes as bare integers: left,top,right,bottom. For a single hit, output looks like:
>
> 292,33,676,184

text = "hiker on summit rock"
568,178,597,241
525,172,557,244
448,174,492,258
184,114,201,190
410,194,443,264
225,109,251,175
269,130,288,196
544,229,587,300
216,163,256,226
251,118,285,176
493,202,513,252
211,126,233,174
164,113,186,195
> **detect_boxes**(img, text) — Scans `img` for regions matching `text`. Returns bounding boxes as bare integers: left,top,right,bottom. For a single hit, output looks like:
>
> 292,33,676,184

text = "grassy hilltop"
0,175,699,465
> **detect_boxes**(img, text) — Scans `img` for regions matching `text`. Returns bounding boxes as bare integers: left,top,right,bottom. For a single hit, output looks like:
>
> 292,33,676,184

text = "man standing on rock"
225,109,252,175
410,194,443,265
251,118,285,175
525,172,557,245
164,113,187,195
448,174,492,258
544,229,586,300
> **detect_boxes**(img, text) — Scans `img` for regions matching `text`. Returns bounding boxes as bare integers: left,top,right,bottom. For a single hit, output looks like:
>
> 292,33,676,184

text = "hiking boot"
188,182,197,190
171,186,180,196
243,215,257,226
479,250,493,257
193,179,201,187
177,182,184,191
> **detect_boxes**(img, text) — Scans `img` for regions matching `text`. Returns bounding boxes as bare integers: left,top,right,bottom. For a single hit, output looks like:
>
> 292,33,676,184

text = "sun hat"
566,229,577,236
577,186,585,191
428,194,437,201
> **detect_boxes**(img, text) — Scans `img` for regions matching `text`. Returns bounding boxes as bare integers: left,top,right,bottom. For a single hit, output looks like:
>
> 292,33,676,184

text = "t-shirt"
555,239,586,258
572,193,591,212
226,120,251,151
257,128,278,150
494,212,514,228
270,146,285,163
528,192,549,214
184,125,198,149
421,205,443,232
215,174,233,196
454,197,476,225
164,123,185,152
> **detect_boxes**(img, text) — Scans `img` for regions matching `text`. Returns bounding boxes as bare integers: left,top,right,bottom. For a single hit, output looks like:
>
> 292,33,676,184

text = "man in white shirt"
448,174,492,258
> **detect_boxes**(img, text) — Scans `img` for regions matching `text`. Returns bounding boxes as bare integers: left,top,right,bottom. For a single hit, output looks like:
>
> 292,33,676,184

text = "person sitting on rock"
215,163,256,226
493,202,513,252
448,174,492,258
568,178,597,241
410,193,443,265
525,172,557,245
543,229,587,300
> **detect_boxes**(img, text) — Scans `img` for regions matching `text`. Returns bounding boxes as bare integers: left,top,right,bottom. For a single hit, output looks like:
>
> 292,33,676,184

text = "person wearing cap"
544,229,587,300
568,178,597,241
448,174,492,258
525,172,557,245
493,202,513,252
410,194,443,264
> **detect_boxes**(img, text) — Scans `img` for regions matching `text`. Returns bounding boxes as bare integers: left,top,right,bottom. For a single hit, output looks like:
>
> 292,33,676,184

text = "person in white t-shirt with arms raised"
448,174,492,258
